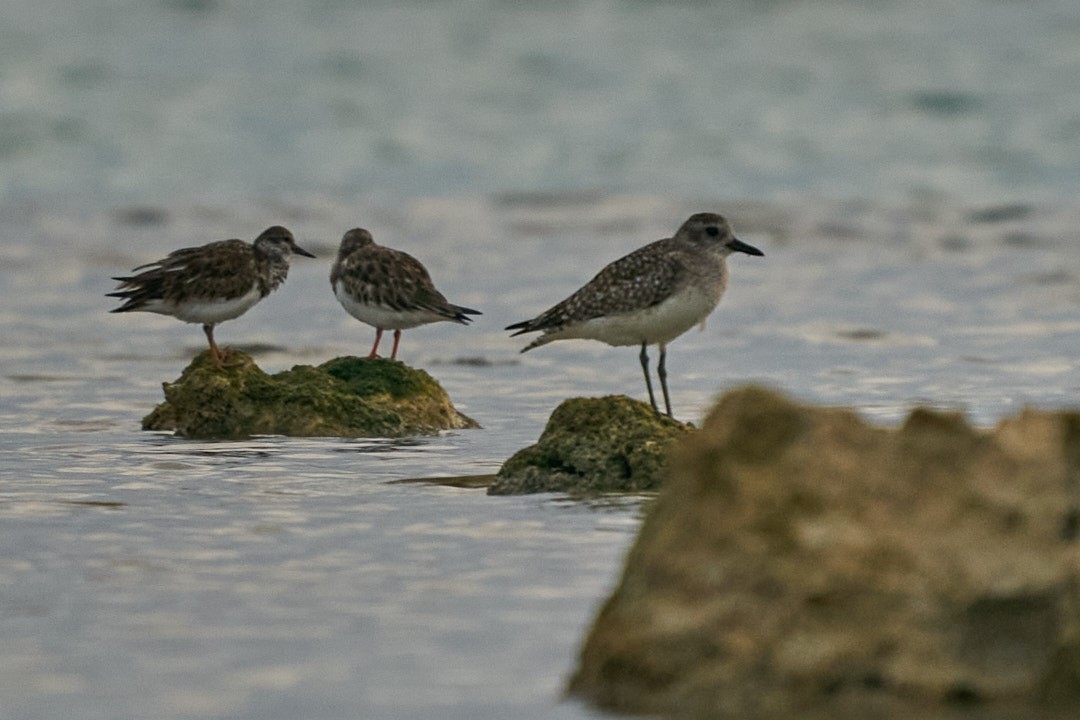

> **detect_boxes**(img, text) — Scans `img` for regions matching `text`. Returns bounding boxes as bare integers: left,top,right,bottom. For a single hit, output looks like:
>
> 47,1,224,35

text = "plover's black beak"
293,244,317,258
729,238,764,257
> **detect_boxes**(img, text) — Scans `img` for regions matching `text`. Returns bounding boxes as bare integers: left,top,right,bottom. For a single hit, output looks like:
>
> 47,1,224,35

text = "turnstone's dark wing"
340,245,480,322
109,239,258,311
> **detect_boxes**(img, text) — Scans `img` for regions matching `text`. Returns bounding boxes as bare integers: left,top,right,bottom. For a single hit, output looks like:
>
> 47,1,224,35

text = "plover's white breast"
140,286,263,325
333,281,445,330
551,284,718,347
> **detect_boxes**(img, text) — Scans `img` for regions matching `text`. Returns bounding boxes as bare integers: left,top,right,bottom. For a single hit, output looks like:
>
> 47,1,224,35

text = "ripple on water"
4,194,1080,720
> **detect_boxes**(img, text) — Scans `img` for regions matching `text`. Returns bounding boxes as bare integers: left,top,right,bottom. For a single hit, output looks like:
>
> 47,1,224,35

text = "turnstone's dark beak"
729,238,764,257
292,243,317,258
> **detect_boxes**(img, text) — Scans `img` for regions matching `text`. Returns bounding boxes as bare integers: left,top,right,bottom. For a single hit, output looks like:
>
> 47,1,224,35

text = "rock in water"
490,395,688,495
568,385,1080,719
142,350,478,439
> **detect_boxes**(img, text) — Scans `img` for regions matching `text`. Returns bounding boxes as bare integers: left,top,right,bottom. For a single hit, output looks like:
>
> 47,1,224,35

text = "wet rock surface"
142,350,479,439
568,385,1080,719
490,395,689,496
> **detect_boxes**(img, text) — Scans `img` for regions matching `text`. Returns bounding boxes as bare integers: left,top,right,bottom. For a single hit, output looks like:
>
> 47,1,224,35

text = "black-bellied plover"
506,212,763,417
108,226,315,368
330,228,481,360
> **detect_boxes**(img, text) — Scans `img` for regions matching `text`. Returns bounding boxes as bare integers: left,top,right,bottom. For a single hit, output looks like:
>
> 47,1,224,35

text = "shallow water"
3,1,1080,718
5,194,1080,719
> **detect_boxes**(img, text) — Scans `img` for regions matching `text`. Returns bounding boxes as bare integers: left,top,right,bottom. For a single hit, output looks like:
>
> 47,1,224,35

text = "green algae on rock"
142,350,479,439
568,385,1080,719
489,395,689,495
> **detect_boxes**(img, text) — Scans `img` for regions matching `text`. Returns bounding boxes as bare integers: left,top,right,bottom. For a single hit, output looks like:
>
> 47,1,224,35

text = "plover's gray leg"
657,343,672,417
639,342,659,414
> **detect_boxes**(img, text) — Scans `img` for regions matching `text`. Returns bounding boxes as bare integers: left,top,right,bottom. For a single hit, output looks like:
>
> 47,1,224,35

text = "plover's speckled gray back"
506,212,763,417
108,226,315,368
330,228,481,360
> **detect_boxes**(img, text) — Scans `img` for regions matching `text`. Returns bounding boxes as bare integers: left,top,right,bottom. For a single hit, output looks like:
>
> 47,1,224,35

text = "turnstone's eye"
705,226,719,238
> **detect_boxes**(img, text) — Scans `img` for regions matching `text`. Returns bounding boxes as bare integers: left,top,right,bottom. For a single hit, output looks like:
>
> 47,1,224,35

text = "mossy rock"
489,395,689,495
142,350,479,439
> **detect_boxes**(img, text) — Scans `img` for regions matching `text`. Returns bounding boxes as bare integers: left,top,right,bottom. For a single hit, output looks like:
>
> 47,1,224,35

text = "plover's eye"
705,226,719,238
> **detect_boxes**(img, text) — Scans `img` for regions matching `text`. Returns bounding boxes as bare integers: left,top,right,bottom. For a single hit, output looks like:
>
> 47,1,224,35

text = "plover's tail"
504,318,534,336
505,317,558,353
518,334,553,353
505,308,565,335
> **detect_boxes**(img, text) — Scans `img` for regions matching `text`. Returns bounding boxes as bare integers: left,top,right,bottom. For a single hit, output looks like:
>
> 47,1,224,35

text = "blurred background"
3,2,1080,719
2,0,1077,210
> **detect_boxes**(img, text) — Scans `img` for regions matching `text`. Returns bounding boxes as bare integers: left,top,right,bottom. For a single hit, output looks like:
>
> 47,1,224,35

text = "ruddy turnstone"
108,225,315,368
506,213,763,417
330,228,481,360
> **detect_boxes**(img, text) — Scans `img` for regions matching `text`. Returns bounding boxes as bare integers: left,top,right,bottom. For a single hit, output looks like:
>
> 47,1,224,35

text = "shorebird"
506,212,763,417
108,225,315,368
330,228,481,360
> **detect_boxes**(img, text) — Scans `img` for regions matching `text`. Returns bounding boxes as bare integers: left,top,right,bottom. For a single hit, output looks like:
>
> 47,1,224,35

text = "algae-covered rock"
569,385,1080,719
489,395,688,495
142,350,479,439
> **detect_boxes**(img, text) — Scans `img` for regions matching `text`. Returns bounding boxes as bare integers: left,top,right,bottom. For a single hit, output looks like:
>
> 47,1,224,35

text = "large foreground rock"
489,395,688,495
568,386,1080,719
142,350,479,439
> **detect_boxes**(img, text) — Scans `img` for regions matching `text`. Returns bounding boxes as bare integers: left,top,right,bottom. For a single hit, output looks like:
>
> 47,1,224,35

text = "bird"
330,228,481,360
505,212,764,417
108,225,315,368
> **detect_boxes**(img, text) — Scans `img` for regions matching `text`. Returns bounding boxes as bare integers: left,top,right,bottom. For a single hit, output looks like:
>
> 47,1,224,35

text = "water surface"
2,1,1080,718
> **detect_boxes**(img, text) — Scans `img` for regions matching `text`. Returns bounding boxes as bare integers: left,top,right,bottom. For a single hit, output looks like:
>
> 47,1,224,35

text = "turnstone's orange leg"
368,328,383,359
390,330,402,360
203,324,224,369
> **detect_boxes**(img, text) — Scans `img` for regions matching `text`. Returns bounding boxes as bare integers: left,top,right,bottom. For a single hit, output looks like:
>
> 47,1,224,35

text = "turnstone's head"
337,228,376,259
254,226,316,259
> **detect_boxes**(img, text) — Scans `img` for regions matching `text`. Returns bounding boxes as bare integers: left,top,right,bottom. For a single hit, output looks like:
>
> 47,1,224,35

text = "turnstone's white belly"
143,286,263,325
334,281,446,330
